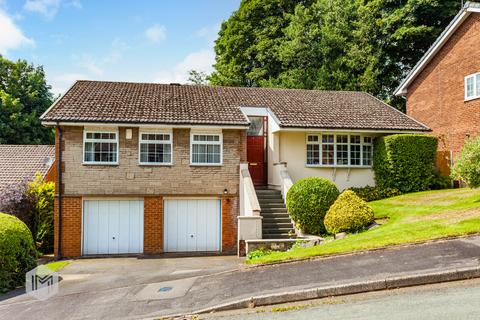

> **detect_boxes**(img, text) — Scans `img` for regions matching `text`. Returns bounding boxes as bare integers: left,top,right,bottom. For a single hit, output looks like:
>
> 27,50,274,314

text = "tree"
0,56,54,144
187,70,209,85
451,137,480,188
211,0,460,111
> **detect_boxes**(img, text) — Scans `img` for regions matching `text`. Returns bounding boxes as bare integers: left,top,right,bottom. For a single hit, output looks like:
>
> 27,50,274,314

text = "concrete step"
258,198,285,204
262,222,294,229
262,233,294,239
255,190,281,195
263,228,295,234
257,194,283,199
262,217,292,223
261,213,290,218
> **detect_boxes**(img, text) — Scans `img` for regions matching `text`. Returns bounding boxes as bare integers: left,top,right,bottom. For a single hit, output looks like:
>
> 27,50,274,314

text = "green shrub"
324,190,374,234
451,137,480,188
430,172,452,190
349,186,402,202
373,134,438,193
0,213,37,293
286,177,340,235
246,248,273,260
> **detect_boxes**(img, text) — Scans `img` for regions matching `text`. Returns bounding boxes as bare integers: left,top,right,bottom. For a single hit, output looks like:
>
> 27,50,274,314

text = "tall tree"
211,0,460,111
0,56,54,144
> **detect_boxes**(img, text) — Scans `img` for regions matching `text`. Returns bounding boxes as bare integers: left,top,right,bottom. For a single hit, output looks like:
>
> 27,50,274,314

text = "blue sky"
0,0,239,95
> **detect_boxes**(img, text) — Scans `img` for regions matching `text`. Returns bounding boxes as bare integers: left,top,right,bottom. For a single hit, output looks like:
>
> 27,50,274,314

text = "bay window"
306,133,373,167
83,131,118,164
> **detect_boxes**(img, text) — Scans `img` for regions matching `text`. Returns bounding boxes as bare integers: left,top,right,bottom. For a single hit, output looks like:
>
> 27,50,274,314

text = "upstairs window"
306,133,373,167
139,132,172,165
84,131,118,164
190,133,222,165
465,73,480,100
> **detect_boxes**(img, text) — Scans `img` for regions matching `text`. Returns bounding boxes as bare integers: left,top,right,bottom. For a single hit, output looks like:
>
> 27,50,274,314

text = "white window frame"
306,133,373,168
190,133,223,166
83,130,119,165
138,132,173,165
465,72,480,101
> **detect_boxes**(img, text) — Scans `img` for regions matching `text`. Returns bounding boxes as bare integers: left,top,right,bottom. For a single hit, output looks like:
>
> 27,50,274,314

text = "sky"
0,0,240,95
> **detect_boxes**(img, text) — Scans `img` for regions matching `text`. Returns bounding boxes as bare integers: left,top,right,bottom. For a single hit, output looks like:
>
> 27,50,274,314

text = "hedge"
286,177,339,235
373,134,438,193
0,213,37,293
349,186,402,202
324,190,374,234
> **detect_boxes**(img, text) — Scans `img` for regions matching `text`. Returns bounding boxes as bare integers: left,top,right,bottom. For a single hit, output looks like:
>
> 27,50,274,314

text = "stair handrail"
239,163,261,216
276,162,293,203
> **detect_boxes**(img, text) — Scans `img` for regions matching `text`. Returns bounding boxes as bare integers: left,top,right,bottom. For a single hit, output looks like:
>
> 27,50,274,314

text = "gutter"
56,124,63,259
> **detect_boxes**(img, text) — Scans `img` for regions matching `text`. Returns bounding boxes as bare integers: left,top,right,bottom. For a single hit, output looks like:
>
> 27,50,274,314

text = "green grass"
248,188,480,265
45,261,70,271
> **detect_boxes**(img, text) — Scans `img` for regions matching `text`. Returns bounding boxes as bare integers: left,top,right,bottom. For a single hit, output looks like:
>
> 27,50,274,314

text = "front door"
247,116,267,185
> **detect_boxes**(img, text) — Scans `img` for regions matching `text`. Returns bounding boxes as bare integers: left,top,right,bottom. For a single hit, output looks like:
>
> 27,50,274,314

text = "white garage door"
164,199,221,252
83,200,144,255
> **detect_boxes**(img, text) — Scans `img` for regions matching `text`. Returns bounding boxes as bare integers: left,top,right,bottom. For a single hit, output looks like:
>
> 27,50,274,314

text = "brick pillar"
144,196,163,254
221,195,238,254
54,196,82,258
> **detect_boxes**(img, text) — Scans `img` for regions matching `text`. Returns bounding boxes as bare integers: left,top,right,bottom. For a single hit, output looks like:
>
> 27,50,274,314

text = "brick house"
395,1,480,174
41,80,427,258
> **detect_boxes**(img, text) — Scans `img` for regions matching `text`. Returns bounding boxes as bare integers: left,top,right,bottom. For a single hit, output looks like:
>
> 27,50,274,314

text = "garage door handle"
112,236,115,240
190,234,194,238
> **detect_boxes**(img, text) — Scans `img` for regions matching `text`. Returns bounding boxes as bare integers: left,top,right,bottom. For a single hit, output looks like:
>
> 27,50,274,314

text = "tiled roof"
0,145,55,191
42,80,429,131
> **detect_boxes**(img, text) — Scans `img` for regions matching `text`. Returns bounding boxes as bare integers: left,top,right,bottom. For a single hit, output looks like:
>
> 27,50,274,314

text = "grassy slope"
248,188,480,264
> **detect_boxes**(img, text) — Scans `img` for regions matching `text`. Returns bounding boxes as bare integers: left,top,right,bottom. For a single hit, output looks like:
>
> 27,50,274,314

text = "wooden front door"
247,116,267,185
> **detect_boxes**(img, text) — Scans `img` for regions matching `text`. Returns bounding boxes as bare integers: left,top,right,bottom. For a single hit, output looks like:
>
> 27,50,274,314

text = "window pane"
307,135,318,142
476,74,480,96
307,144,320,165
337,144,349,165
322,144,334,165
322,135,334,143
336,135,348,144
247,117,264,136
467,76,474,98
350,144,361,165
350,135,360,144
363,145,373,166
364,137,372,144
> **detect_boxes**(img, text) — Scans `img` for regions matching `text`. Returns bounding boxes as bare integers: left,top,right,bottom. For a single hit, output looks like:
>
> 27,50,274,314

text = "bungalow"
41,80,428,258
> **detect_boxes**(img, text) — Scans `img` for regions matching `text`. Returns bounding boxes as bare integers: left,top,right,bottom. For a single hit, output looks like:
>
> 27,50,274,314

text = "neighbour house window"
190,134,222,165
139,133,172,165
83,131,118,164
306,133,373,167
465,73,480,100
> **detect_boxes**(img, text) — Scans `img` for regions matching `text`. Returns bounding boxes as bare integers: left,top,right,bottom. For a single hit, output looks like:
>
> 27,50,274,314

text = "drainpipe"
56,124,63,259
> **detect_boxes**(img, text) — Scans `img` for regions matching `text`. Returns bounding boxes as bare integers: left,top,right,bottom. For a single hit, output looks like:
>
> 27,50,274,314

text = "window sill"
190,163,223,167
465,96,480,102
306,164,372,169
82,162,119,166
138,163,173,167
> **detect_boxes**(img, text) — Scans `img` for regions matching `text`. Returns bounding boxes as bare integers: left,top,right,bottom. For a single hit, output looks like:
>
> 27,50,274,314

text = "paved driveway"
0,255,242,320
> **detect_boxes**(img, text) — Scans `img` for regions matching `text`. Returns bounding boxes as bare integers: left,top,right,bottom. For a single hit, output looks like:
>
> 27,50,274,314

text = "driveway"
0,255,242,320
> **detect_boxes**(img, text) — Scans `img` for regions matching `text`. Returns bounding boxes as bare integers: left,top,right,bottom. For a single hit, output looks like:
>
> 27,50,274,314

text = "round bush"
286,177,340,235
451,137,480,188
0,212,37,293
324,190,374,234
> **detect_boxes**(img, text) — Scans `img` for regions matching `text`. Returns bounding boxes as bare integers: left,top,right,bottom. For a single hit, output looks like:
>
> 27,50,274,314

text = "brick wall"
221,195,238,253
407,14,480,157
54,196,82,258
144,196,163,254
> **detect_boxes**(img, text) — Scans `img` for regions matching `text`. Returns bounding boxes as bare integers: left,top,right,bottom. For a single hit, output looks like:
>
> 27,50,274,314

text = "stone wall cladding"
54,196,82,258
61,127,242,196
407,14,480,156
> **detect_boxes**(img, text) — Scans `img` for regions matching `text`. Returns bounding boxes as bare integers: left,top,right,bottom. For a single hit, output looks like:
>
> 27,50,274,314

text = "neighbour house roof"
0,145,55,191
395,1,480,96
41,80,429,132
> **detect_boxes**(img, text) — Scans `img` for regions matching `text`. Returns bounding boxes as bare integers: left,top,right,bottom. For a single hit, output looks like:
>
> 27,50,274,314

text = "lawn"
248,188,480,264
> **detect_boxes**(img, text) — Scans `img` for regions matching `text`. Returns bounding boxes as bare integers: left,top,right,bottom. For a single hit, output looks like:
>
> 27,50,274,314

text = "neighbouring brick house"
41,80,428,258
0,144,55,192
395,1,480,175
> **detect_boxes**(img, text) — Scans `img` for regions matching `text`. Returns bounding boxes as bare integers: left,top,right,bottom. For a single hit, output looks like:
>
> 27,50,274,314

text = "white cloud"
77,54,104,76
66,0,81,9
24,0,61,19
153,49,215,84
0,9,34,55
145,24,166,43
195,24,220,43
